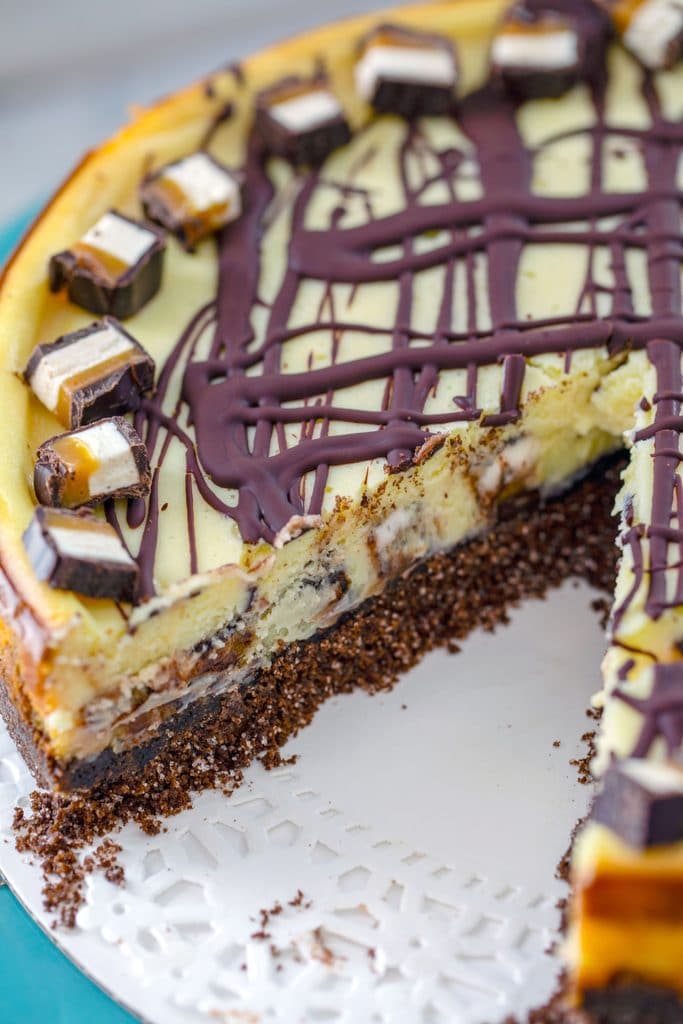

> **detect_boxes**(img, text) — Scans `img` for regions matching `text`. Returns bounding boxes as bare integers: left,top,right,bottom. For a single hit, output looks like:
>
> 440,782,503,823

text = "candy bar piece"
34,417,150,510
23,506,140,603
49,210,166,318
255,77,351,165
354,24,458,117
491,0,611,99
24,317,155,429
597,0,683,69
140,152,243,250
593,759,683,849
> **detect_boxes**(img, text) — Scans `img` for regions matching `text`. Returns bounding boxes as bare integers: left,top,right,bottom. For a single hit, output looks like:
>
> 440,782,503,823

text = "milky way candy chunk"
23,507,140,603
597,0,683,69
593,759,683,849
355,24,458,117
34,417,150,510
24,317,155,429
491,0,609,99
49,211,166,318
140,152,243,250
255,77,351,165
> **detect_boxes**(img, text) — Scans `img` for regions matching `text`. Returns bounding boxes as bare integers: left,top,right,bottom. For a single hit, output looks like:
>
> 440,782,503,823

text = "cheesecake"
1,0,683,1015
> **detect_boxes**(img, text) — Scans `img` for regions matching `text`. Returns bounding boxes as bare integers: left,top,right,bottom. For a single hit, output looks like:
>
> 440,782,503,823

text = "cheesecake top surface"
1,0,683,646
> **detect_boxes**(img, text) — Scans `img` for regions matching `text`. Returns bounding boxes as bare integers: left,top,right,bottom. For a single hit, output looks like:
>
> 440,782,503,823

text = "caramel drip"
154,176,231,240
71,242,130,285
43,508,113,535
51,435,101,506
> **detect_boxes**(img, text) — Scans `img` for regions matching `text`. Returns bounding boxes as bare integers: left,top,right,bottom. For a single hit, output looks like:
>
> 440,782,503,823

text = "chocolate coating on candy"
49,211,166,318
23,506,140,603
254,77,351,165
491,0,610,99
355,23,458,116
593,759,683,848
34,417,151,509
24,317,155,429
140,152,243,251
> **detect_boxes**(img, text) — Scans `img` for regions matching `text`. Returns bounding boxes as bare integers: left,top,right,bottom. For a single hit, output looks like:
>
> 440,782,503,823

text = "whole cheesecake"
1,0,683,1014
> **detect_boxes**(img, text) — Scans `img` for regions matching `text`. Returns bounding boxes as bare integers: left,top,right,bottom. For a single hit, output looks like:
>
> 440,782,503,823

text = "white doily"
0,580,601,1024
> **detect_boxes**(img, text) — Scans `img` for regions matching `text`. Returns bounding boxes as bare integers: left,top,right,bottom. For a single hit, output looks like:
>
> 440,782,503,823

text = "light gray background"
0,0,391,226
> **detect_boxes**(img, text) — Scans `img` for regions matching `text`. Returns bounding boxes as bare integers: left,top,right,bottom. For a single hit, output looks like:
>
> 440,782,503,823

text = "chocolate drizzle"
615,663,683,759
108,55,683,601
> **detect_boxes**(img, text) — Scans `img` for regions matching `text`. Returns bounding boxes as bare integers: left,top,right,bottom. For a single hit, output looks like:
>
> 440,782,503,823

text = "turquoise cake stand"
0,207,137,1024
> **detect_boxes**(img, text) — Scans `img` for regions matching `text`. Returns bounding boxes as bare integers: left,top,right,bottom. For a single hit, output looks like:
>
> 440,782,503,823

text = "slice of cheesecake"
1,0,683,1014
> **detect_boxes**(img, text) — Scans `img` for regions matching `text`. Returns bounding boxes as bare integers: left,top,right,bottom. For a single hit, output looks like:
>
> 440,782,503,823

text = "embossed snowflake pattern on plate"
0,580,602,1024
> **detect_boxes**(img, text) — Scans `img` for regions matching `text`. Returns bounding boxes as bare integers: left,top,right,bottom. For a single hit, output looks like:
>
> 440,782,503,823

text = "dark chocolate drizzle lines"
607,72,683,762
615,662,683,760
115,63,683,607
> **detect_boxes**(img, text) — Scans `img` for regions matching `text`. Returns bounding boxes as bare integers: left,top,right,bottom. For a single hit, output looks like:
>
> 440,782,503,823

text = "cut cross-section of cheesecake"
2,0,683,1015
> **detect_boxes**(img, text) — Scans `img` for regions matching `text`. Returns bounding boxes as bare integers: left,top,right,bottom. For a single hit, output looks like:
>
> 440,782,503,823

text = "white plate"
0,579,601,1024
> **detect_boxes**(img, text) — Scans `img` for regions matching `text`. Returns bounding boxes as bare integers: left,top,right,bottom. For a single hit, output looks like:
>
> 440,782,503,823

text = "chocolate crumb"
570,730,598,786
253,900,283,935
590,596,611,630
288,888,311,909
14,792,126,927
